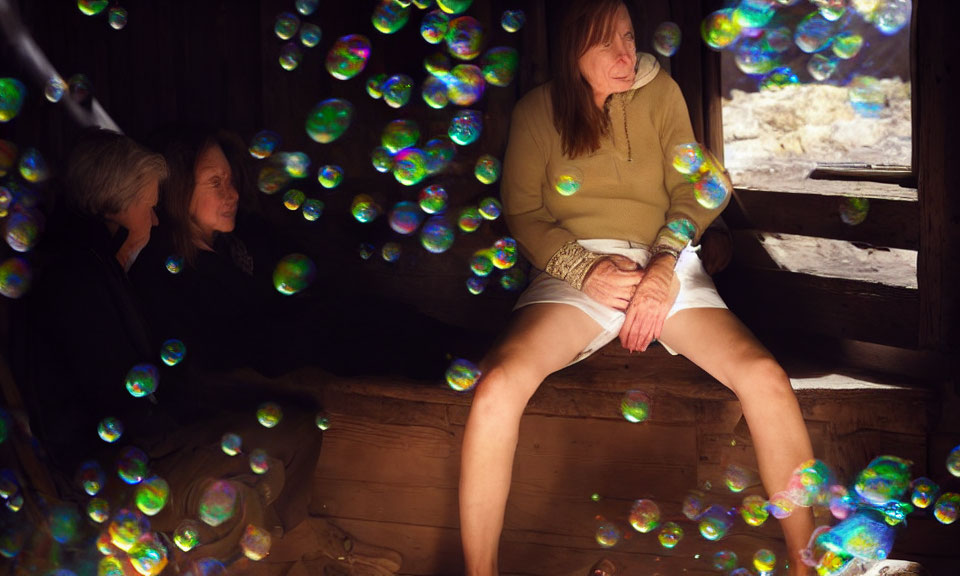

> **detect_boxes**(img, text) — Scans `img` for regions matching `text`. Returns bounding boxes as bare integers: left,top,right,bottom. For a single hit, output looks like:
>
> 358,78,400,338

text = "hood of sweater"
629,52,660,91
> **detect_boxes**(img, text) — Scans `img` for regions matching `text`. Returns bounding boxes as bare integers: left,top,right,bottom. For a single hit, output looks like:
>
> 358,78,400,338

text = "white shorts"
514,239,727,364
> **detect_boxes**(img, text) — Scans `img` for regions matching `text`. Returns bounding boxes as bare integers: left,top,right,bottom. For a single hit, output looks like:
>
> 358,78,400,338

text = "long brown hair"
551,0,634,158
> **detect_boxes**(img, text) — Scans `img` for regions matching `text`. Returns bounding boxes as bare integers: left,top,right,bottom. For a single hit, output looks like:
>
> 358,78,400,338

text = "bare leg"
659,308,815,576
460,304,605,576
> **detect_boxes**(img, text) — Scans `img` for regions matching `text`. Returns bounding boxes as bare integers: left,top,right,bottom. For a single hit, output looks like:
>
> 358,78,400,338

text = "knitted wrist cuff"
651,223,692,263
545,241,602,290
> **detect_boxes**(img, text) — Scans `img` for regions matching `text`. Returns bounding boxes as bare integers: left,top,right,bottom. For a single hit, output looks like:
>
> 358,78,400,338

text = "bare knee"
728,356,794,402
470,362,542,421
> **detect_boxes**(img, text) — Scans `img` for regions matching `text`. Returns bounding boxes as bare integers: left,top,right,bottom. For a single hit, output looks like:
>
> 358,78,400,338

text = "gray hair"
63,129,168,217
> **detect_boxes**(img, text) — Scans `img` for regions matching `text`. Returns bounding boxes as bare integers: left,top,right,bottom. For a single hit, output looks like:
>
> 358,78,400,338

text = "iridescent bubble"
933,492,959,524
109,508,148,551
306,98,353,144
371,146,394,173
249,449,270,475
701,9,741,50
45,76,67,103
501,9,525,32
470,250,494,277
367,73,387,99
735,36,779,76
317,165,343,189
815,511,895,561
620,389,651,423
695,157,731,210
500,267,525,291
199,480,238,527
854,455,911,506
658,522,683,549
474,154,501,184
358,243,375,260
795,12,836,53
18,148,49,182
628,499,660,533
372,0,410,34
279,42,304,71
421,75,450,109
445,16,483,60
383,74,415,108
698,504,734,541
948,444,960,477
67,73,93,104
848,76,884,117
653,21,682,57
315,412,330,430
117,446,149,485
481,47,518,87
295,0,318,16
78,460,106,496
424,136,456,173
740,494,770,527
479,197,502,221
88,498,109,523
874,0,910,34
160,339,186,367
832,31,864,59
4,209,40,253
725,464,753,493
352,194,381,222
910,478,938,508
0,256,30,299
733,0,777,29
389,201,425,235
420,215,455,253
220,433,242,456
446,358,481,391
785,459,834,507
325,34,371,80
241,524,272,560
492,237,517,269
274,12,300,40
554,167,584,196
78,0,108,16
413,0,433,7
466,276,487,294
135,476,170,516
839,196,870,225
437,0,473,15
713,550,738,572
446,64,485,106
852,0,880,14
99,555,125,576
421,9,450,43
673,142,706,176
98,417,123,443
283,189,306,210
766,490,796,519
425,52,453,78
595,520,621,548
107,6,128,30
255,402,283,429
382,119,421,153
667,218,696,241
174,520,201,552
419,185,448,214
128,533,168,576
125,363,159,398
807,53,839,81
300,23,322,47
393,148,428,186
249,130,280,159
829,484,857,520
458,206,482,232
165,255,183,274
48,504,81,544
753,548,776,572
273,253,316,295
759,66,799,91
382,242,402,262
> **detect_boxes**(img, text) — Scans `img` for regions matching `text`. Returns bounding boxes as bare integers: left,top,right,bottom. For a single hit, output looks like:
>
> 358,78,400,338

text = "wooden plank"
725,189,919,250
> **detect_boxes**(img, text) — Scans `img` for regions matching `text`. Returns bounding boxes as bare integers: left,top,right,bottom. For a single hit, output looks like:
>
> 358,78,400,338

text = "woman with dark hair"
458,2,814,575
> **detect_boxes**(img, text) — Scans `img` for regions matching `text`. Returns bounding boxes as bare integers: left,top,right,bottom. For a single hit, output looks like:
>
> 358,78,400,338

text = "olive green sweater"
501,54,728,280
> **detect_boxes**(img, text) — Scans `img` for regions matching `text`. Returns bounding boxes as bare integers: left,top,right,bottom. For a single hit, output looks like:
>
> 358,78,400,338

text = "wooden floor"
282,343,960,576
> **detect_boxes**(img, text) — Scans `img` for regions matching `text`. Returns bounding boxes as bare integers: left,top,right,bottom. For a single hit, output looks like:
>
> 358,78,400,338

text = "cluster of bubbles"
271,9,325,71
701,0,911,116
671,142,733,210
77,0,128,30
466,236,523,294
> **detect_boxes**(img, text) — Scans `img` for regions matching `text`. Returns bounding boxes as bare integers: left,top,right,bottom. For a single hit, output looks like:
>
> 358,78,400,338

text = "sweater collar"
629,52,660,91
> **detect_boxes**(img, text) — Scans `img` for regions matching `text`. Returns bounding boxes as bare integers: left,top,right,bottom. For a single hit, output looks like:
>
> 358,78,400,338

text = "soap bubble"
501,9,525,32
382,242,402,262
283,189,306,210
815,511,895,561
422,75,450,108
109,508,148,551
382,119,420,153
948,444,960,477
445,16,483,60
807,53,839,81
424,136,456,173
317,165,343,189
766,490,796,519
256,402,283,428
753,549,776,573
18,148,49,182
68,73,93,104
135,476,170,516
554,168,584,196
117,446,149,485
393,147,428,186
907,477,937,509
466,276,487,294
300,23,322,47
474,154,501,184
653,22,681,57
701,9,740,50
740,494,770,527
795,12,836,53
470,250,494,277
249,130,280,159
306,98,353,143
419,184,448,214
367,73,387,98
724,463,755,493
352,194,381,223
221,433,242,456
98,417,123,443
735,36,779,76
620,389,650,423
628,499,660,533
500,267,525,291
0,257,31,298
934,492,959,524
174,520,201,552
733,0,777,28
372,0,410,34
657,522,683,548
325,34,371,80
160,339,186,367
829,484,857,520
446,64,485,106
854,455,911,507
458,206,482,232
785,458,834,506
595,520,621,548
296,0,318,16
839,196,870,225
78,460,106,496
425,52,452,78
107,7,127,29
420,216,455,253
4,209,41,253
199,480,238,527
241,524,272,560
446,358,481,391
87,498,109,523
125,363,159,398
698,504,734,541
383,74,415,108
421,9,449,44
481,47,518,87
128,533,169,576
358,243,375,260
832,31,864,59
389,201,425,235
279,42,304,71
274,12,300,40
371,147,394,173
874,0,911,35
302,198,324,221
249,449,270,475
479,197,502,222
713,550,738,572
315,413,330,430
273,254,316,295
78,0,108,16
683,491,705,520
437,0,472,14
758,66,799,91
45,76,67,102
